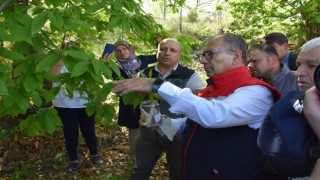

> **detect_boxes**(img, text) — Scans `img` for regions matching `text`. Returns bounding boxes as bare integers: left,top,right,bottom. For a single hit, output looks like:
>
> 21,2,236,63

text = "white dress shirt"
158,82,274,129
52,66,88,108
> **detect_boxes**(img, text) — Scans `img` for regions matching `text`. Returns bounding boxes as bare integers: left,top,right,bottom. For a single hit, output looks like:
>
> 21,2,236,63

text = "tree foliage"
226,0,320,44
0,0,177,137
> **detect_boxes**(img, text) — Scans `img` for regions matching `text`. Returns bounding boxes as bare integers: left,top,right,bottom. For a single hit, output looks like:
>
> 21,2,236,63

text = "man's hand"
112,78,155,96
304,86,320,140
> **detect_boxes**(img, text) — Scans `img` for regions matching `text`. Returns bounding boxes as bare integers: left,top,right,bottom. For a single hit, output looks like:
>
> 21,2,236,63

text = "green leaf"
65,50,91,60
14,8,33,26
101,82,115,95
13,62,29,77
85,72,98,90
48,12,64,30
19,115,30,130
100,63,112,78
129,18,142,33
89,66,103,82
107,15,123,30
11,41,30,55
70,61,90,77
36,53,61,72
0,25,17,41
86,104,96,116
107,60,121,78
50,0,61,8
114,0,123,11
0,47,26,60
122,92,143,108
30,91,42,107
31,35,45,51
42,87,58,102
62,56,77,70
8,88,30,113
31,12,48,35
23,74,39,92
35,111,46,134
92,60,101,74
6,19,32,43
2,87,15,106
41,109,59,134
85,2,106,14
0,62,10,73
121,17,130,33
45,86,60,100
47,107,62,126
123,1,135,12
68,18,91,29
15,92,30,113
29,120,42,137
0,80,8,95
101,104,116,122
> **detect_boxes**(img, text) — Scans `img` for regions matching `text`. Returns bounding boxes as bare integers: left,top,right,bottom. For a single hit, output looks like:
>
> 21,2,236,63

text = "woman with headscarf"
114,41,142,77
101,40,157,161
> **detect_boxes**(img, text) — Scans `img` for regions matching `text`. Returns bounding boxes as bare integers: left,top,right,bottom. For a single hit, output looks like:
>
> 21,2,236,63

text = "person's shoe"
91,155,104,166
69,161,80,174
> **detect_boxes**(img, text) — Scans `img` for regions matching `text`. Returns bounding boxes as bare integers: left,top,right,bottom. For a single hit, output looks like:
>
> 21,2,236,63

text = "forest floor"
0,125,168,180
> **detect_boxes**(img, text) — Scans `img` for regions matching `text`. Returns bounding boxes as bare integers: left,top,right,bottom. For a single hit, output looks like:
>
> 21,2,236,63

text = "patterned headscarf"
114,40,141,77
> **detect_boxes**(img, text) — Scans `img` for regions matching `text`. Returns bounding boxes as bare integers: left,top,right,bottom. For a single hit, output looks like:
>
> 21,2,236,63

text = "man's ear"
283,42,289,50
270,55,279,66
232,49,243,64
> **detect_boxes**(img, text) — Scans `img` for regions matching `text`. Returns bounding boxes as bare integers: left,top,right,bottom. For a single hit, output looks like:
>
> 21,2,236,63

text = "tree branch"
0,0,13,12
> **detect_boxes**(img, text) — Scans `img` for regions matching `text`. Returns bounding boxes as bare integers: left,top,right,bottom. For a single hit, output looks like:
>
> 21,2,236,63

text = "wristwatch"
151,79,164,93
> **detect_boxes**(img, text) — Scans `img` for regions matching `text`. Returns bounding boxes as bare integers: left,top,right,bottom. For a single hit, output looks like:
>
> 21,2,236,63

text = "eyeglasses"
200,49,232,61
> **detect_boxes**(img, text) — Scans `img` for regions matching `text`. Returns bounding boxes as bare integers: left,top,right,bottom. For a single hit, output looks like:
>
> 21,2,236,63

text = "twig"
0,0,13,12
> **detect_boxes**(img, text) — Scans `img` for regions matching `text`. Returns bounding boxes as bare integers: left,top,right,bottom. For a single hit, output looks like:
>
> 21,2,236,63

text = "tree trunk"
305,22,320,40
0,0,13,12
163,0,166,20
301,3,320,40
179,6,182,33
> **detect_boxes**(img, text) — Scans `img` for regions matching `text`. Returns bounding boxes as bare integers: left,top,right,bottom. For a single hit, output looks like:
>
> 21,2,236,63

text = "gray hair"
223,33,248,63
300,37,320,53
205,33,248,63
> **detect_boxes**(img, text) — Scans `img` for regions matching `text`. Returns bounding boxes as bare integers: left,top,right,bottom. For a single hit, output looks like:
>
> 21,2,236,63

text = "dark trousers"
55,107,98,161
131,127,182,180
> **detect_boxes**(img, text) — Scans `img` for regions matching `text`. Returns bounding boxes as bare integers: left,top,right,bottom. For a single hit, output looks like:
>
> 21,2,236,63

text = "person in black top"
101,40,157,161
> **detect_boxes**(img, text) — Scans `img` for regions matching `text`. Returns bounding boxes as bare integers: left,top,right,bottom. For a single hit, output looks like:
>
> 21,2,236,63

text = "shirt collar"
282,51,291,65
155,63,178,79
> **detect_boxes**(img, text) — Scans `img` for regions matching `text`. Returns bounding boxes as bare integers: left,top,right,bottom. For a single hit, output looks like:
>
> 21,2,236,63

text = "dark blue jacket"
182,122,264,180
